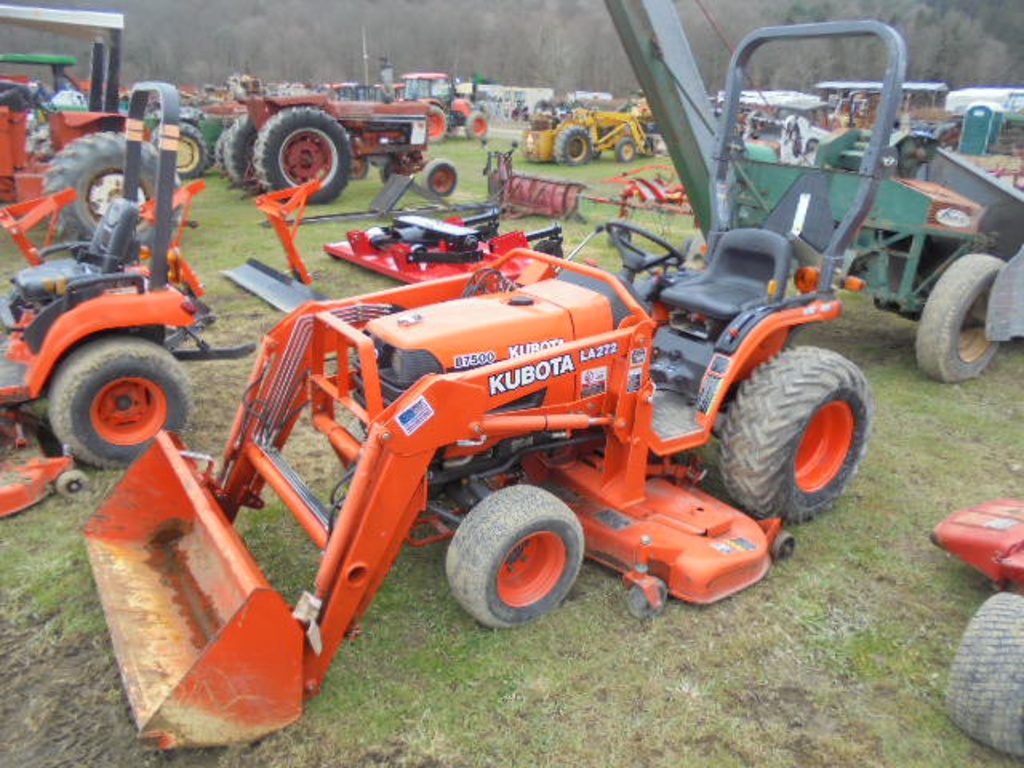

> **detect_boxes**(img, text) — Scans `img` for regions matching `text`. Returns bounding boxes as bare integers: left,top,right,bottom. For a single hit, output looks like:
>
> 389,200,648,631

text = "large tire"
445,484,584,629
43,132,160,240
718,346,874,523
422,157,458,197
554,125,592,166
48,336,193,469
174,121,212,179
222,115,258,188
915,253,1004,383
253,107,351,204
948,592,1024,757
213,124,231,173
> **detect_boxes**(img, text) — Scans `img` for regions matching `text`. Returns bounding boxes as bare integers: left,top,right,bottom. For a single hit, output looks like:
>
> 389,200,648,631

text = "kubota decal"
508,338,565,358
489,354,575,396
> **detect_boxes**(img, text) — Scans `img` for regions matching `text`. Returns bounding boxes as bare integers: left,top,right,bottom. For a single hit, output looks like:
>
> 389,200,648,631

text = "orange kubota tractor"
83,22,889,745
0,81,249,516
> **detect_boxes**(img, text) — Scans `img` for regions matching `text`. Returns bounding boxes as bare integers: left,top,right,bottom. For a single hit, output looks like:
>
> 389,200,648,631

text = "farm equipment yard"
2,136,1022,768
3,2,1024,767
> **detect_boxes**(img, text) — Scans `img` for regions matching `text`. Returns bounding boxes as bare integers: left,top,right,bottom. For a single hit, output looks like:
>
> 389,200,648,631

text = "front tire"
615,137,638,163
948,592,1024,757
718,346,873,523
254,107,351,204
422,158,458,197
48,337,193,469
916,253,1003,383
446,485,584,629
43,132,160,240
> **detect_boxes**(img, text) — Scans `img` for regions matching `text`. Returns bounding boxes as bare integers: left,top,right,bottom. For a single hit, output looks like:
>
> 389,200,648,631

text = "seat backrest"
706,228,792,300
86,198,141,273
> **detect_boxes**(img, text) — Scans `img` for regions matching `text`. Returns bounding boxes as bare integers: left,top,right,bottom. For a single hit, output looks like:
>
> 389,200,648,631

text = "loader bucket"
84,431,304,747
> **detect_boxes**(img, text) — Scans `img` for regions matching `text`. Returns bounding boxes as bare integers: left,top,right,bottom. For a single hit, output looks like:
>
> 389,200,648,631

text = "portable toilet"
958,102,1002,155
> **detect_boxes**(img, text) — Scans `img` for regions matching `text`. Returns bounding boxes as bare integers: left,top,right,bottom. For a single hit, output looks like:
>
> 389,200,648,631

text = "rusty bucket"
84,432,304,747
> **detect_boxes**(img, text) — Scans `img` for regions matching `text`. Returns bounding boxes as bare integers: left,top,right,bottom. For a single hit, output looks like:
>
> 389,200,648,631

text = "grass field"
1,137,1023,767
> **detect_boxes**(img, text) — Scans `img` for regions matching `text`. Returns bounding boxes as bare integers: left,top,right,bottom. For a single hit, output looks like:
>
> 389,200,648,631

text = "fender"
22,288,197,397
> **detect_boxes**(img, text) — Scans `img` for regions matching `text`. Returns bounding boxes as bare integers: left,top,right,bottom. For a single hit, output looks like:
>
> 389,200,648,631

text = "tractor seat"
658,228,792,319
77,198,142,273
10,199,141,305
11,259,99,303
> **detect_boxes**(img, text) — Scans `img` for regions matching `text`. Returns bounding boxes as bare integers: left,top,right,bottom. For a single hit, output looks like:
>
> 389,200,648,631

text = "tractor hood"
365,279,619,386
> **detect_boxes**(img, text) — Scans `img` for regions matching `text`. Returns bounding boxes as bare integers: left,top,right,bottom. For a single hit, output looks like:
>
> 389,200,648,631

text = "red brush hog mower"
323,207,564,284
933,499,1024,757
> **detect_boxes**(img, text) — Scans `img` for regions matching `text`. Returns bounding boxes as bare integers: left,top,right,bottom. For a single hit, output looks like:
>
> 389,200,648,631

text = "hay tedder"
83,19,893,748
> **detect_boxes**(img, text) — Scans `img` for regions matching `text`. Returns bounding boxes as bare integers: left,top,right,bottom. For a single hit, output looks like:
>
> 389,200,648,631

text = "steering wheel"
462,267,517,297
604,220,687,282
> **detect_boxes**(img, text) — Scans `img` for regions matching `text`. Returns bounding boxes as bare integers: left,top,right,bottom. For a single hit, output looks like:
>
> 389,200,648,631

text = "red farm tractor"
0,5,165,239
218,91,458,204
81,20,891,748
400,71,488,142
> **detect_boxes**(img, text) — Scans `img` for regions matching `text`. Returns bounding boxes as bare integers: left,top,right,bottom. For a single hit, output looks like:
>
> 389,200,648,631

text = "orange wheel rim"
470,117,487,137
795,400,854,493
496,531,566,607
91,377,168,445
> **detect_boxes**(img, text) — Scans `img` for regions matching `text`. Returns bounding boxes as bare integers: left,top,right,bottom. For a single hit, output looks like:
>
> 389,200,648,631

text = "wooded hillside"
0,0,1020,94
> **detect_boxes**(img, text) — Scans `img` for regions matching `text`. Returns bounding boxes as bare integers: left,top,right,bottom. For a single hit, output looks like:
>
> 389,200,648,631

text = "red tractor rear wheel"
253,107,352,204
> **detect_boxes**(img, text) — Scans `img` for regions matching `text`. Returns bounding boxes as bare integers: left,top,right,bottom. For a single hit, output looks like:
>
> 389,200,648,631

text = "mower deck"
933,499,1024,586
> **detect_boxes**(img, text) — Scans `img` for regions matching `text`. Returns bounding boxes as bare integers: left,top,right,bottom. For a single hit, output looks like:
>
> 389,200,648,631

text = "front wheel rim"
90,377,168,445
795,400,855,493
497,531,567,607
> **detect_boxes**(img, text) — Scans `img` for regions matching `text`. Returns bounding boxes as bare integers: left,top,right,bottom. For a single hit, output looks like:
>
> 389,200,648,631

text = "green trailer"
608,0,1024,382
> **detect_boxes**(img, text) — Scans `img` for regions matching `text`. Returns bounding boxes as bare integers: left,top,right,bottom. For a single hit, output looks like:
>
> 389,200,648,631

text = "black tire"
718,346,874,523
916,253,1004,383
47,336,193,469
253,107,351,204
554,125,592,166
43,132,160,240
213,124,231,172
615,137,638,163
222,115,258,188
948,592,1024,757
445,484,584,629
422,158,458,197
175,121,212,179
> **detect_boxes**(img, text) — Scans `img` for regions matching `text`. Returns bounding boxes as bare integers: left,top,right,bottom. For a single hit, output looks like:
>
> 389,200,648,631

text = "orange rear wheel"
795,400,855,493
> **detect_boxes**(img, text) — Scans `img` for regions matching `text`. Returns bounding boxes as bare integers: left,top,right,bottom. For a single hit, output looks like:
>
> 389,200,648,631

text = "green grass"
1,140,1023,767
